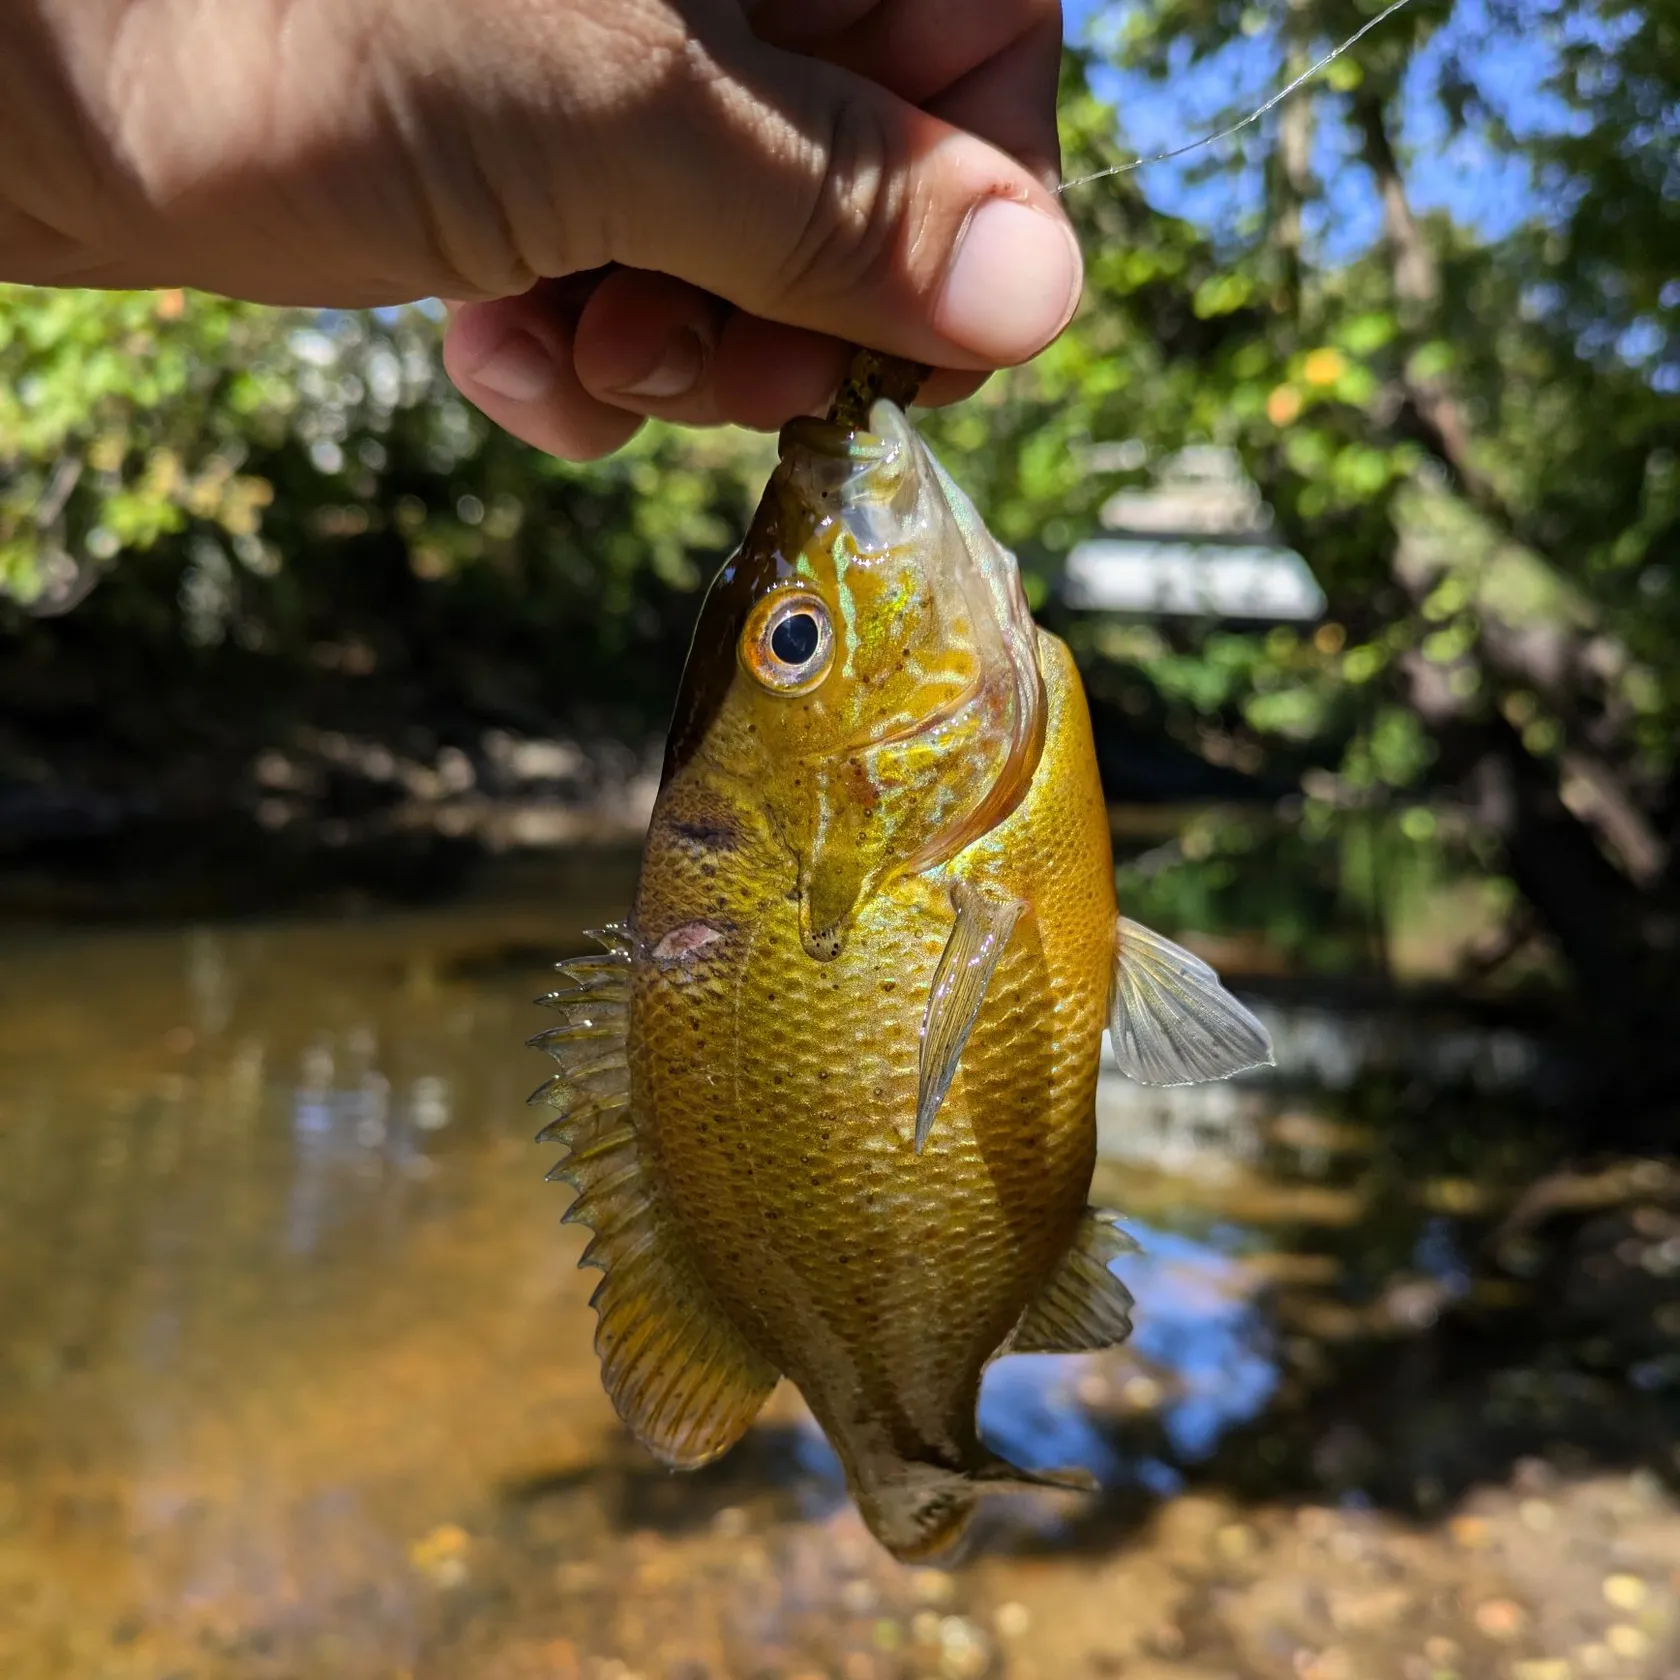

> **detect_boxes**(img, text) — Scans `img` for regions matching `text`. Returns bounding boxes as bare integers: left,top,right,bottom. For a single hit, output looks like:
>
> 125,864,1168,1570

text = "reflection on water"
979,1223,1280,1502
0,860,1675,1679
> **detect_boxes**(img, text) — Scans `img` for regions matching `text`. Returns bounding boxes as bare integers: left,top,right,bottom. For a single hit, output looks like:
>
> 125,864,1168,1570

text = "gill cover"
662,400,1046,961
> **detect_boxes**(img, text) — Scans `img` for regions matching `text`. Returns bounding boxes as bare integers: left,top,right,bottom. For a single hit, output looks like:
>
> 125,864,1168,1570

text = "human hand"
2,0,1078,459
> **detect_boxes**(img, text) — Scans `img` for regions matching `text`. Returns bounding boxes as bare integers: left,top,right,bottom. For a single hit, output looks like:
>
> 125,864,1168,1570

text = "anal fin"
536,928,779,1467
973,1455,1099,1494
1008,1207,1138,1354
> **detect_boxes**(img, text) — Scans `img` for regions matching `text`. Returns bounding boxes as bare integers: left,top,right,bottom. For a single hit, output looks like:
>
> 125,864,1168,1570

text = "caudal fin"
854,1454,1097,1562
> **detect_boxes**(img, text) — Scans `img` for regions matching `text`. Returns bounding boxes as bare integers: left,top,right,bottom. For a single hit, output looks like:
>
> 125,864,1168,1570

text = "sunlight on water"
0,868,1674,1678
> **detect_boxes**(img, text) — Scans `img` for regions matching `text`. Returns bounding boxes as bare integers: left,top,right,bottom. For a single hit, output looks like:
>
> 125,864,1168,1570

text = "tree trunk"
1350,91,1680,1129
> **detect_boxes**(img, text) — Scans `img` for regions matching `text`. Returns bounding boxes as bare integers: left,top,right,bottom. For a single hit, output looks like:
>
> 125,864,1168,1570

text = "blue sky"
1061,0,1571,261
1059,0,1680,392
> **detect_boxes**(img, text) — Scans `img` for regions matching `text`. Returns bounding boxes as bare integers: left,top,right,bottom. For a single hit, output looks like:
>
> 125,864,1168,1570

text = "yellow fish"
531,374,1272,1561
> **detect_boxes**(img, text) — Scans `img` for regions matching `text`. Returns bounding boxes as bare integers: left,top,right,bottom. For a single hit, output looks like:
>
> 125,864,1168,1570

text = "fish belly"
636,882,1077,1447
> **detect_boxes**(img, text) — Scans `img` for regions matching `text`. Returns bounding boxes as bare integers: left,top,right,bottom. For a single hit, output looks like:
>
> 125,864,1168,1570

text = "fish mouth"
779,403,985,758
776,415,893,464
776,408,918,561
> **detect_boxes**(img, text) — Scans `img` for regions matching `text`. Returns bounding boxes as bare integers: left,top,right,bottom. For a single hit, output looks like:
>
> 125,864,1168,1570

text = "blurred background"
1,0,1676,1676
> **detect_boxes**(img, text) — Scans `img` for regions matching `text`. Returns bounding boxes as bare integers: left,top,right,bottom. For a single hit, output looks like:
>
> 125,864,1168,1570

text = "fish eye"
741,590,835,695
771,612,820,665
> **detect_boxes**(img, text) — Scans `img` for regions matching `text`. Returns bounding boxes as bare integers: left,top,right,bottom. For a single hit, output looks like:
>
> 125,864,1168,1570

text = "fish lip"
798,922,846,962
775,411,909,552
776,416,893,465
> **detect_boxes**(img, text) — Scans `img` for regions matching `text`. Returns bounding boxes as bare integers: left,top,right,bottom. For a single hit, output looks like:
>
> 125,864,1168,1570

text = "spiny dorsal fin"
1007,1207,1138,1354
534,933,779,1467
1109,916,1275,1087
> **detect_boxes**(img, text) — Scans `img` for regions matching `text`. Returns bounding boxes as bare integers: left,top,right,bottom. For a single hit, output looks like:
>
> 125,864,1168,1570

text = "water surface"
1,858,1674,1679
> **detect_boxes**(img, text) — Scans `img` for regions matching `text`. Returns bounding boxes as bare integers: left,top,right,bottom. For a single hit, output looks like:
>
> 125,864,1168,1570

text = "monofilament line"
1057,0,1419,192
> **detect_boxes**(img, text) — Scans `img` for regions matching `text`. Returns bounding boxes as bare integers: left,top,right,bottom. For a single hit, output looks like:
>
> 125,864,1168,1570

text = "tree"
2,0,1676,1127
0,293,772,851
1016,0,1678,1112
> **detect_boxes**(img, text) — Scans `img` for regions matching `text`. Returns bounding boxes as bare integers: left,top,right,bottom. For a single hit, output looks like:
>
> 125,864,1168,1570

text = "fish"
529,355,1273,1562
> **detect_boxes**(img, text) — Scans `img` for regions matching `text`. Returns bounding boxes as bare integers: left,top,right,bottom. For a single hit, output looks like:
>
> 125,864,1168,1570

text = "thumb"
588,31,1082,371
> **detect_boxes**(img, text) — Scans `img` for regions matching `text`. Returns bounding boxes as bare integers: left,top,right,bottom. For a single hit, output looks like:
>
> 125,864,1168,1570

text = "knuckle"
996,0,1063,36
773,88,908,312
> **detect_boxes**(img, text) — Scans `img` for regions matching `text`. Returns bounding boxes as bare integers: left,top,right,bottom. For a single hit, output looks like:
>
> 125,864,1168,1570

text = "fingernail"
936,199,1083,363
465,327,556,403
611,327,708,401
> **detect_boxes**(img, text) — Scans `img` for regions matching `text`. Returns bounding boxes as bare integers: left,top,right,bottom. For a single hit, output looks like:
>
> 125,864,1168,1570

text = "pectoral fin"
916,881,1024,1152
534,929,779,1467
1008,1207,1138,1354
1109,916,1275,1086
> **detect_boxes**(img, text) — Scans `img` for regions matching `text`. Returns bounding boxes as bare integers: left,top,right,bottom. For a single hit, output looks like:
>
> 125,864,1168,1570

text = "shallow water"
1,856,1675,1680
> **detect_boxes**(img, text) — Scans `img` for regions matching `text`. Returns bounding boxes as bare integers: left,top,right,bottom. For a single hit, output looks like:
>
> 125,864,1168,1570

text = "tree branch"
1353,89,1670,894
1351,93,1504,516
1268,0,1316,313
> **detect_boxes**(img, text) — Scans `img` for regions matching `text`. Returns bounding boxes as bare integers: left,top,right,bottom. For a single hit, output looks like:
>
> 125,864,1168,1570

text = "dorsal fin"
532,929,779,1467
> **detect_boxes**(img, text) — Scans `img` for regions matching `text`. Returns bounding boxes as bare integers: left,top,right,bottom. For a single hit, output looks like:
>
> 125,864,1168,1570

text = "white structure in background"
1063,444,1326,623
1094,1028,1270,1181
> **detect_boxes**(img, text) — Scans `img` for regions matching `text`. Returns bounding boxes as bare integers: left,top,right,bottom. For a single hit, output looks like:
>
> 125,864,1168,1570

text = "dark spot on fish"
880,980,896,993
670,818,738,852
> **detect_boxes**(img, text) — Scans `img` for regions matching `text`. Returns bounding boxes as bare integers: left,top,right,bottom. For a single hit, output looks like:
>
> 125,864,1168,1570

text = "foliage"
1,0,1677,1073
0,295,774,760
917,2,1679,1003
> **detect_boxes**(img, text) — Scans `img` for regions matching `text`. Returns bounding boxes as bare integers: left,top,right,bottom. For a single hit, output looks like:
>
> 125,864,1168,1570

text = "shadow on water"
500,1423,850,1538
0,867,1676,1678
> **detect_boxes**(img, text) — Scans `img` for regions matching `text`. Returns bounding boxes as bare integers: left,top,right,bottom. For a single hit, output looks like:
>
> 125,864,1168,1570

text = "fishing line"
1057,0,1419,192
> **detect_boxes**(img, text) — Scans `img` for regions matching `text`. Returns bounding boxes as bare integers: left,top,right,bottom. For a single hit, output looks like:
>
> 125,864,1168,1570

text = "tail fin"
854,1454,1097,1563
